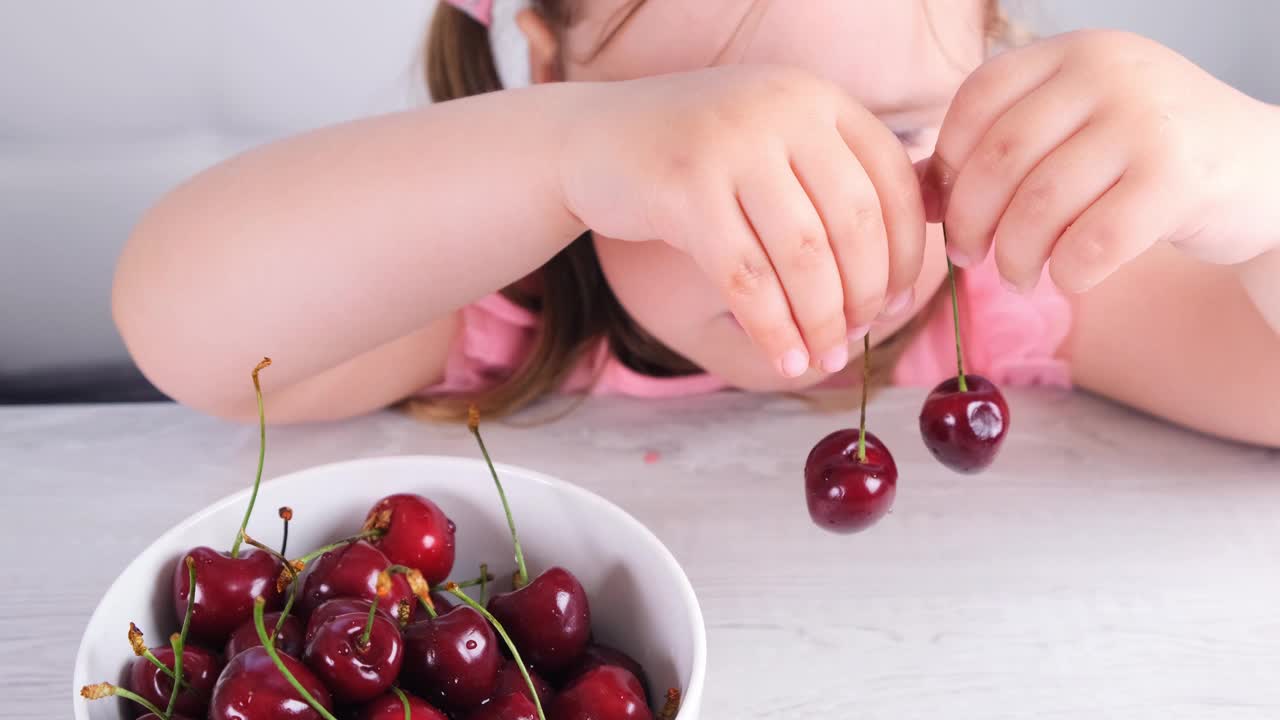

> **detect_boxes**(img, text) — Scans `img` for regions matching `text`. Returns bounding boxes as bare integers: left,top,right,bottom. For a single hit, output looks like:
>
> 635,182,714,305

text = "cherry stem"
391,686,412,720
80,683,166,718
857,333,870,463
940,227,968,391
358,592,380,650
293,529,384,566
468,406,529,587
446,584,546,720
278,507,293,558
239,531,300,640
165,556,196,716
479,563,489,605
431,570,495,593
230,357,272,558
129,623,189,690
253,596,339,720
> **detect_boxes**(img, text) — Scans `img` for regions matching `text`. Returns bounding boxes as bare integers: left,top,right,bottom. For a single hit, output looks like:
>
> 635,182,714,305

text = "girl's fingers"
738,155,850,373
790,133,891,334
944,76,1097,267
991,122,1131,291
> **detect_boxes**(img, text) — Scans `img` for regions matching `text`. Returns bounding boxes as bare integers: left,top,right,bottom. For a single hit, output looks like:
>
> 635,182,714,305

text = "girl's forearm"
114,83,589,409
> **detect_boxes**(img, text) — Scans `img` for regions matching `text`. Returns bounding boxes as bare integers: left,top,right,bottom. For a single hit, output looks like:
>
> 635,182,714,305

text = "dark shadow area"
0,364,168,404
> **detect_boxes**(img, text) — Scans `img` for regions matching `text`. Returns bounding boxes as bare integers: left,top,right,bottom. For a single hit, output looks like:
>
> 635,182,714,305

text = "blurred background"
2,0,1276,404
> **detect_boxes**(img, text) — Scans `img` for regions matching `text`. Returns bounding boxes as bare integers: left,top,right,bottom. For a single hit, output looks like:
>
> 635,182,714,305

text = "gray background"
1,0,1274,402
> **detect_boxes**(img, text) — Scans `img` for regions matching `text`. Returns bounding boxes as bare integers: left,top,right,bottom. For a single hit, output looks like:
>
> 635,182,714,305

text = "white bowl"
73,455,705,719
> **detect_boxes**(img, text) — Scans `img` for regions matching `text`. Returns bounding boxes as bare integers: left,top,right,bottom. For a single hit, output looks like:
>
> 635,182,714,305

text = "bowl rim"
72,453,706,718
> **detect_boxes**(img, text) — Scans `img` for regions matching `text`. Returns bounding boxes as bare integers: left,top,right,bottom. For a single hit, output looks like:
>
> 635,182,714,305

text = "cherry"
303,601,405,704
549,666,652,720
491,659,554,707
919,241,1010,473
360,689,450,720
468,408,591,674
560,644,649,700
126,644,221,718
469,691,540,720
364,493,457,586
81,681,194,720
209,645,334,720
227,610,304,659
400,604,501,710
298,540,413,617
305,597,394,645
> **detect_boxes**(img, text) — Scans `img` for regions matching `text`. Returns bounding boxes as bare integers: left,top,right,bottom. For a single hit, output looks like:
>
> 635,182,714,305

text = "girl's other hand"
560,65,925,378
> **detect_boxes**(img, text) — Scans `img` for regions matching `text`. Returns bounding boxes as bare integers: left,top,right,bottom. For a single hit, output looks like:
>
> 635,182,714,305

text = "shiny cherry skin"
487,567,591,674
209,645,333,720
468,691,539,720
919,374,1010,473
302,610,404,704
127,645,221,718
298,540,413,617
226,611,305,660
560,644,649,700
550,666,652,720
304,598,395,645
401,605,501,711
173,547,285,644
489,659,553,707
365,494,457,586
359,691,450,720
804,429,898,534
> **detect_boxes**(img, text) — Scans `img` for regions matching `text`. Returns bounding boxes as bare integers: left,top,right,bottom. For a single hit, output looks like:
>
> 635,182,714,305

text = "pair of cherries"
805,234,1011,534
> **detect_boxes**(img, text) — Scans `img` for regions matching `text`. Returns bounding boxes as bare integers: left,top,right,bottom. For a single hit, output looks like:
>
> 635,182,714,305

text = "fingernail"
947,245,973,268
880,288,915,319
779,348,809,378
847,324,871,342
818,344,849,374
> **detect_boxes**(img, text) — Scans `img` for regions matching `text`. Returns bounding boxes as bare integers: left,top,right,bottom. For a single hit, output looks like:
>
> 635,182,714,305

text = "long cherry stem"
239,531,300,640
165,556,196,715
479,563,489,605
391,686,412,720
431,570,495,593
358,592,381,649
857,333,870,462
941,226,968,391
80,683,166,718
230,357,272,558
293,529,384,566
446,584,546,720
468,406,529,587
128,623,188,689
253,597,339,720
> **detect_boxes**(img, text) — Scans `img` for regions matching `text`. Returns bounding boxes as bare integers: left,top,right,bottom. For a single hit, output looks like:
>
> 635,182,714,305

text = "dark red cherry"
298,540,413,617
359,691,450,720
126,645,221,718
401,605,501,710
302,611,404,704
226,611,304,660
490,659,553,707
468,691,539,720
804,429,897,534
365,494,457,586
550,665,652,720
487,567,590,674
304,598,395,645
919,374,1009,473
209,645,333,720
560,644,649,700
173,546,285,644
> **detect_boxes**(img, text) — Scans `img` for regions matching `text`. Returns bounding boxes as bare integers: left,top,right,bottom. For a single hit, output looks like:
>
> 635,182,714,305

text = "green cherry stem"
431,570,495,593
941,226,968,392
391,686,412,720
80,682,167,718
479,563,489,605
293,529,385,566
468,406,529,588
238,531,299,641
165,556,197,715
230,357,272,558
252,597,339,720
857,333,870,463
357,592,381,650
446,584,546,720
128,623,188,690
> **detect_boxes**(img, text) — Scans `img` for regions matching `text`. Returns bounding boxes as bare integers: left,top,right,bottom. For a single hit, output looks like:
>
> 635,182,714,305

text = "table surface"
4,389,1279,719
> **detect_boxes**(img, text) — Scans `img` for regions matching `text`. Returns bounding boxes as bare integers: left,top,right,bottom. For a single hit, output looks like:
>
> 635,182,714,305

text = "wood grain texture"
3,389,1278,719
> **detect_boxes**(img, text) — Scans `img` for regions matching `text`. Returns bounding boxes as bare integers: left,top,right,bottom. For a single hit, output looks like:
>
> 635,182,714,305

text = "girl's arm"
114,84,588,422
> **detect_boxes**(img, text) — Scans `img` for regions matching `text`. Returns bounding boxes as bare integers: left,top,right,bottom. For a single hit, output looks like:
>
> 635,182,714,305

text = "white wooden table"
4,390,1279,719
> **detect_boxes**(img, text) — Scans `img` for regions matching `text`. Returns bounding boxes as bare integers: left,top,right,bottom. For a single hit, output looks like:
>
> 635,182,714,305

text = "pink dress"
421,255,1072,398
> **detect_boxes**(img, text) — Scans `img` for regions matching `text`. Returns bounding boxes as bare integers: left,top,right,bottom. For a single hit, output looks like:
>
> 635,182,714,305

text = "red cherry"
401,605,501,710
359,691,449,720
173,547,284,644
209,645,333,720
468,691,539,720
365,494,457,586
126,645,221,718
490,658,553,707
560,644,649,700
487,567,591,674
304,598,395,645
298,540,413,617
226,611,304,660
804,429,897,534
550,665,652,720
919,374,1009,473
302,610,404,704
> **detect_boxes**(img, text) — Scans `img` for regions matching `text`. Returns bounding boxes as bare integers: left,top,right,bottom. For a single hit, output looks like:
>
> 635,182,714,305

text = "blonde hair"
408,0,1011,421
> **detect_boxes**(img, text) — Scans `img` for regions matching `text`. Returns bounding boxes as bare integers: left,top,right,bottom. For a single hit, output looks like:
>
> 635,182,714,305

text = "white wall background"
0,1,1275,397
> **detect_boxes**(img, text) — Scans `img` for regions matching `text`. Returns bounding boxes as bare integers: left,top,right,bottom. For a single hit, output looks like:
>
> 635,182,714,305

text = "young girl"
112,0,1280,447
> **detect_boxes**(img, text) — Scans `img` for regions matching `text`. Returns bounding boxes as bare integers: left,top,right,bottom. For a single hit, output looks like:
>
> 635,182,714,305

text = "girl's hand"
924,30,1280,294
559,65,925,377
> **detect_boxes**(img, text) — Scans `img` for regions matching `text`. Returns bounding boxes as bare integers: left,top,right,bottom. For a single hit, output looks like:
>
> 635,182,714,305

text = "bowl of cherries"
74,361,703,720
